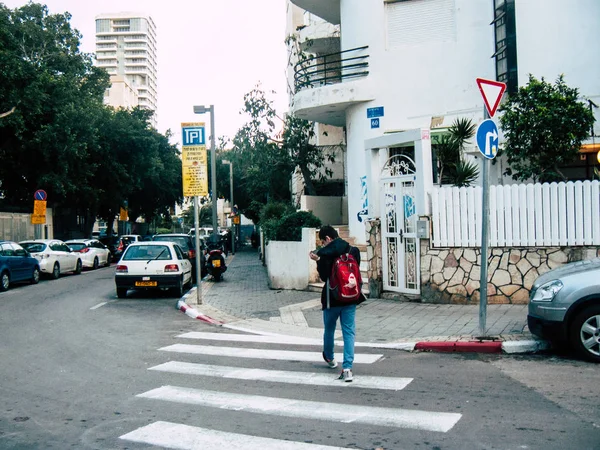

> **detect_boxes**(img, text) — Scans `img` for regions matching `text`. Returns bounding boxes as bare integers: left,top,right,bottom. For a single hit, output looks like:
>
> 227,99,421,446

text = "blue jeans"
323,304,356,370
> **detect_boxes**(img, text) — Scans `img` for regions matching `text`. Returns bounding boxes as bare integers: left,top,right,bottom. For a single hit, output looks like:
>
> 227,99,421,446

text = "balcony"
292,47,373,127
291,0,340,25
298,22,340,55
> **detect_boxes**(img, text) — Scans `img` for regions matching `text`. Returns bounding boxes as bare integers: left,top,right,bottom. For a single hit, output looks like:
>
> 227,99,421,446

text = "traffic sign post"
181,122,208,306
32,190,48,238
475,78,506,338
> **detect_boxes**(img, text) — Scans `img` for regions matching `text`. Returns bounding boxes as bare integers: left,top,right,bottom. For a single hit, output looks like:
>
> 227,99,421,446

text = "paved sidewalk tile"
185,248,532,346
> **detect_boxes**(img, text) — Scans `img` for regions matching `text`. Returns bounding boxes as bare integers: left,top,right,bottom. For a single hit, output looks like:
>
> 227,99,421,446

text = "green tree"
499,74,595,182
0,2,110,207
230,86,335,211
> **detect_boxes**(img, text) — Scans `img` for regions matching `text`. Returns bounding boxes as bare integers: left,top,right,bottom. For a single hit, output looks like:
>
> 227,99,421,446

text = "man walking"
309,225,366,382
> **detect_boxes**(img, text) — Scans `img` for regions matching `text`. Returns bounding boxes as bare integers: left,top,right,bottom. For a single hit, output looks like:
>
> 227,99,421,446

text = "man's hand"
309,252,320,261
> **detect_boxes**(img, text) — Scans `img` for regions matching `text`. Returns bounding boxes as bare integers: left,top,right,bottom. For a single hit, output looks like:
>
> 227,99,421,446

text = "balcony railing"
294,46,369,92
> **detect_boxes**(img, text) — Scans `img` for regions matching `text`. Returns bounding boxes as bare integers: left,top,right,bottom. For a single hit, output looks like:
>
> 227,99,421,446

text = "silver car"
528,258,600,363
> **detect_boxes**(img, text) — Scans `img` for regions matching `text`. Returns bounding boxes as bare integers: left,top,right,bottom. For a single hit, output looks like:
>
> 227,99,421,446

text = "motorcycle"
206,243,227,281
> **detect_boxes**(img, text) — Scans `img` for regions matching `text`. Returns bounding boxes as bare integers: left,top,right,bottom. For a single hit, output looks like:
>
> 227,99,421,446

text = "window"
493,0,517,94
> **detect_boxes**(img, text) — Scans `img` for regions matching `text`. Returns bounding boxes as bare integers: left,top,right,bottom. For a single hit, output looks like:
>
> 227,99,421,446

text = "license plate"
135,281,157,287
212,260,221,267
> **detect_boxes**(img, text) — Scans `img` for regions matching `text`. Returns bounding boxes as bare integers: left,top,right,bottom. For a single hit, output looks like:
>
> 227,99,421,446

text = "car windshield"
68,243,87,251
20,242,47,253
123,245,172,261
153,236,191,250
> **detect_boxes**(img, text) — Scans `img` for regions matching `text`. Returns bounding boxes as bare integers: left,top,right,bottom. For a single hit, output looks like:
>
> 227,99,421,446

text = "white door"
380,155,420,295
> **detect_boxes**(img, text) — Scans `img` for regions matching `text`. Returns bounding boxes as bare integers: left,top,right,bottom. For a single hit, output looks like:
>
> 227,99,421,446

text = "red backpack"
328,249,362,303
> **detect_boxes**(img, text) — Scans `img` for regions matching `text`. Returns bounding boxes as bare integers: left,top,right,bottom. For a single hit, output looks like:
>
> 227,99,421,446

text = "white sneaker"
339,369,353,382
322,351,338,369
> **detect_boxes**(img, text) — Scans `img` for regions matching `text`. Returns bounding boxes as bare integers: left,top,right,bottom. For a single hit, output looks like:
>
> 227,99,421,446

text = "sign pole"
478,110,490,336
474,77,506,337
193,196,202,305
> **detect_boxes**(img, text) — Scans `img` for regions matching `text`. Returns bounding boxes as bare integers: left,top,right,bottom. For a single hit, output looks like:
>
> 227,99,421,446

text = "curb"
415,341,502,353
176,300,223,325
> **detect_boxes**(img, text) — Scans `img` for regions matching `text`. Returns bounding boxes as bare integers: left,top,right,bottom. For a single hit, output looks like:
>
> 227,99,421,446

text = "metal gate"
380,155,419,294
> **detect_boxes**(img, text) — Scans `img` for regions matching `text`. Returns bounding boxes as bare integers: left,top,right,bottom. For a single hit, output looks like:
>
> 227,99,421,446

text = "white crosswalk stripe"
159,343,383,364
150,361,413,390
120,421,350,449
137,385,462,432
178,331,324,345
119,331,463,448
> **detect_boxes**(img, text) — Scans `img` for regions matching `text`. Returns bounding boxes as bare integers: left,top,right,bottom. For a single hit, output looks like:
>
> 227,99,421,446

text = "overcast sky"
2,0,290,146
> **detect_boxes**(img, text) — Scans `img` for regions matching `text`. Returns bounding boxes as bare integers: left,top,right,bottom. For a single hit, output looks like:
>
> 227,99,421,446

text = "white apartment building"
95,13,158,127
287,0,600,297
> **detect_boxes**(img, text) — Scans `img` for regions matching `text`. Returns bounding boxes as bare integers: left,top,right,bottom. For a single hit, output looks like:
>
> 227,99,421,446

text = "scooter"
206,246,227,281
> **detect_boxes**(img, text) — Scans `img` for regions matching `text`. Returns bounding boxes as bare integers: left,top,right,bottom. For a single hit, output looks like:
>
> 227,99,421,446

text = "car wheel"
0,271,9,292
172,278,184,298
105,255,111,267
31,267,40,285
569,304,600,363
116,287,128,299
74,259,82,275
52,263,60,279
93,257,99,270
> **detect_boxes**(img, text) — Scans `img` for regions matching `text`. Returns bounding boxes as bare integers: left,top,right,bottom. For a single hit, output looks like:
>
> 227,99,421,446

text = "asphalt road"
0,267,598,449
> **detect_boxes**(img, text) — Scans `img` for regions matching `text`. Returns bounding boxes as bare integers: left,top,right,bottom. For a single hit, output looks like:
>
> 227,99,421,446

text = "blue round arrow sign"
34,189,47,201
476,119,499,159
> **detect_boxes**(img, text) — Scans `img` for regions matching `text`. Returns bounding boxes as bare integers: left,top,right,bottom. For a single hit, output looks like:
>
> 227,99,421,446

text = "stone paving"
188,247,537,347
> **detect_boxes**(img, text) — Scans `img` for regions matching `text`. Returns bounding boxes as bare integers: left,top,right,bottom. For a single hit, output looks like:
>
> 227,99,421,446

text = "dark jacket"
316,237,366,310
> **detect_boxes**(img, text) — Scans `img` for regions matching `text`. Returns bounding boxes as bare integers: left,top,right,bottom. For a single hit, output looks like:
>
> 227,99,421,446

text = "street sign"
367,107,384,119
31,215,45,225
370,118,380,129
33,200,46,216
476,119,499,159
476,78,506,118
34,189,47,201
181,122,208,197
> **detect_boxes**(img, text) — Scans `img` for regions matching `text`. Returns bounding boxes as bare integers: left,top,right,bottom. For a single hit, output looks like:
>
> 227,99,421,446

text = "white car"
19,239,83,279
114,241,192,299
65,239,111,270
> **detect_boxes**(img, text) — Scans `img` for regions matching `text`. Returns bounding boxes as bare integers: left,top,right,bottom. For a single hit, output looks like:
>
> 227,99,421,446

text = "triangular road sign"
476,78,507,118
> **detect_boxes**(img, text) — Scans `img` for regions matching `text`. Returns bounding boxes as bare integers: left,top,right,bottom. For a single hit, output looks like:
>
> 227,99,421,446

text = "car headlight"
531,279,563,302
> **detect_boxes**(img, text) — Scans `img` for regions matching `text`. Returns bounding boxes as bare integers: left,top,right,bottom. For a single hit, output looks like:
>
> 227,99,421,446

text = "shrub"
273,210,322,242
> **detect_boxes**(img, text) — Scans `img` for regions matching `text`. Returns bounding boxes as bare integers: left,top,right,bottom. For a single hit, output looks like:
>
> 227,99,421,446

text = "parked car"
528,258,600,363
19,239,83,279
65,239,111,269
152,233,206,280
114,241,192,298
99,234,120,260
0,241,41,291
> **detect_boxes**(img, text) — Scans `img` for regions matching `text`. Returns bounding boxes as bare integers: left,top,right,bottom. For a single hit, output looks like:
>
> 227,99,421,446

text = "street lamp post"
222,159,234,255
193,104,218,242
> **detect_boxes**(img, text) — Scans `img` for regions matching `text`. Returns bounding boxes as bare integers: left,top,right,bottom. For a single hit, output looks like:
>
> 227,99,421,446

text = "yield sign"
476,78,507,117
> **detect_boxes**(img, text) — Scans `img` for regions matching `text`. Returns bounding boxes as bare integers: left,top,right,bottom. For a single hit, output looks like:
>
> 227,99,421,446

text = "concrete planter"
265,228,319,290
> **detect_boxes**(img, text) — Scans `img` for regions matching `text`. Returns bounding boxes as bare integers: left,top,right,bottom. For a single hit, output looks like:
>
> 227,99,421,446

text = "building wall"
292,0,600,246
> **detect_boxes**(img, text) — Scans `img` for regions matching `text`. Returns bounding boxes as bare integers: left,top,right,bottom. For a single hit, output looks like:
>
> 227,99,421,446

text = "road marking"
138,386,462,432
90,301,114,310
149,361,412,391
159,344,383,364
178,331,323,346
120,421,350,449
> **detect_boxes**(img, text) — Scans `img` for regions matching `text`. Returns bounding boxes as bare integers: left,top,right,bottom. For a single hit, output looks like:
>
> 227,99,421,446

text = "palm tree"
434,118,479,187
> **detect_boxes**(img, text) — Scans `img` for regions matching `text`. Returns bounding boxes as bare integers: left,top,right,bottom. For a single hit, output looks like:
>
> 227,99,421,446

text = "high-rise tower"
95,13,158,127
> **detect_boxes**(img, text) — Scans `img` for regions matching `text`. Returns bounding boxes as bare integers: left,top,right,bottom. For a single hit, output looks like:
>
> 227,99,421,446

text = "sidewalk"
179,248,550,354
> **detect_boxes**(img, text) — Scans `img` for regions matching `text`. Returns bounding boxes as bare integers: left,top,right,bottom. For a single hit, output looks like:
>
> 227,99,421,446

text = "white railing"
431,180,600,248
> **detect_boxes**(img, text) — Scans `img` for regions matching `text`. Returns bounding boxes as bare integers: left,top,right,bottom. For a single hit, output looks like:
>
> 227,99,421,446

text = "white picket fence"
431,180,600,248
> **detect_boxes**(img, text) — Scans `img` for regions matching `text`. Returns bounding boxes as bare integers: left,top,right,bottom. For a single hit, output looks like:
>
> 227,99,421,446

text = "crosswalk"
119,331,462,449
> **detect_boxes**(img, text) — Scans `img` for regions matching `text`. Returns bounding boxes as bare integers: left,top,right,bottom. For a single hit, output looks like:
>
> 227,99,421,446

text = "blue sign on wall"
367,107,384,119
476,119,499,159
371,118,380,129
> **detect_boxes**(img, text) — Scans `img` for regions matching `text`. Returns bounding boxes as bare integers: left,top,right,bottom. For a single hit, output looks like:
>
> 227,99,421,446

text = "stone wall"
420,242,600,304
365,219,383,298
